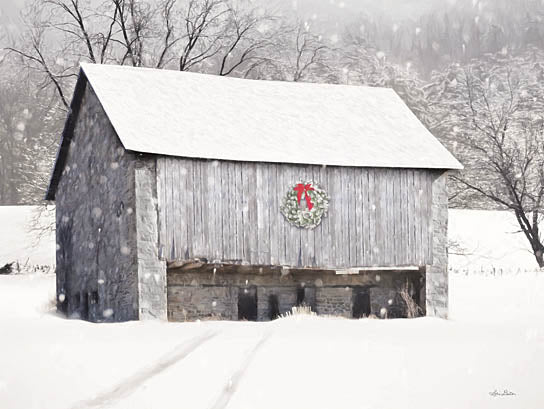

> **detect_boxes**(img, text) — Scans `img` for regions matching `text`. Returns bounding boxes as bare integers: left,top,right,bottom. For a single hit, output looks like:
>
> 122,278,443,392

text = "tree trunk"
534,248,544,268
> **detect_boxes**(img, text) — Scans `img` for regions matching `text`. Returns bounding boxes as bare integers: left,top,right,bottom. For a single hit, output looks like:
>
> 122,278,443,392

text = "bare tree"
216,4,276,77
427,50,544,267
245,19,333,82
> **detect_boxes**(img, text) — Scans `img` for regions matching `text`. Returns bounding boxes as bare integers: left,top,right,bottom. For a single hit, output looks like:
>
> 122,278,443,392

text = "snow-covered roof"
46,63,461,199
82,63,461,169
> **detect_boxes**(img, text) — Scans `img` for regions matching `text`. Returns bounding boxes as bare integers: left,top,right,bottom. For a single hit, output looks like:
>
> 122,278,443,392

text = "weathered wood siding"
157,157,435,269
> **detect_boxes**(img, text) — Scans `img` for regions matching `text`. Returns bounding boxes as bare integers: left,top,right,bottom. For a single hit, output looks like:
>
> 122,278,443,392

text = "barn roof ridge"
46,63,462,200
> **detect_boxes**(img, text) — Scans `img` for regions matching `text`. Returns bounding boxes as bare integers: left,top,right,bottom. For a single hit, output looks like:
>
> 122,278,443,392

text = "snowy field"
1,273,543,409
449,209,538,273
0,205,55,268
0,207,543,409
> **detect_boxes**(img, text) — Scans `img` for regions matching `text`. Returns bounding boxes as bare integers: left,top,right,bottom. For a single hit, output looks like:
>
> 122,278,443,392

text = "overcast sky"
1,0,449,27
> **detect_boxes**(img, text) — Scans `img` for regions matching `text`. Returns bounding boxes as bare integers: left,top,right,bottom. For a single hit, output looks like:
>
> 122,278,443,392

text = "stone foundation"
167,268,424,321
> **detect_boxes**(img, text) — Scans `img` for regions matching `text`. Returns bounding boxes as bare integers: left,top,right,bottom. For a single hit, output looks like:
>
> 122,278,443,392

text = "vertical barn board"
241,161,250,262
312,165,322,267
410,169,418,265
217,160,225,262
185,160,194,259
425,171,434,263
256,163,268,265
156,158,166,257
406,170,414,265
229,162,237,260
192,160,203,257
181,159,190,259
388,169,395,266
206,160,216,262
277,165,287,265
269,164,279,265
354,169,363,266
410,170,418,265
342,168,350,267
414,170,423,265
374,169,384,266
338,167,348,267
394,170,402,266
234,162,244,262
200,161,210,259
299,166,309,267
347,169,356,266
263,164,272,265
397,171,404,264
296,166,304,267
380,169,389,266
221,162,229,260
400,170,408,265
389,169,396,265
163,159,171,259
371,169,379,265
228,162,235,260
384,169,392,266
170,158,177,259
414,170,422,265
309,165,317,267
368,169,379,266
421,170,430,265
331,167,340,267
362,168,370,265
384,169,395,265
226,162,234,260
177,158,185,259
388,170,396,266
288,166,301,266
248,162,258,264
381,169,389,266
169,158,178,259
326,168,337,267
299,165,312,267
219,162,227,260
404,169,412,263
285,166,296,266
317,165,329,267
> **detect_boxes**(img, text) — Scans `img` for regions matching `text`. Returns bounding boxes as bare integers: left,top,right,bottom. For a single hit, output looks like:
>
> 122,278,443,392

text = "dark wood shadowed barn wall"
156,157,435,269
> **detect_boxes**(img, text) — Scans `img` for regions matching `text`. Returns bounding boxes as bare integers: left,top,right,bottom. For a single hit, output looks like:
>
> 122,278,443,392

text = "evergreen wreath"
280,181,330,229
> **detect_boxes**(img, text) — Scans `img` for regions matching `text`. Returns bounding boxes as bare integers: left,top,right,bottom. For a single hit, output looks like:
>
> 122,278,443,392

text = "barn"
46,63,462,322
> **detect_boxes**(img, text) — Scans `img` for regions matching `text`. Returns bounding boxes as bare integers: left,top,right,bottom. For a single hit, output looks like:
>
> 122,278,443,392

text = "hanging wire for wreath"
280,181,330,229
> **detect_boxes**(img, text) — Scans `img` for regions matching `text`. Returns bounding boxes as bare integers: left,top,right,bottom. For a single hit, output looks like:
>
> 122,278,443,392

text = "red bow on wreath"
294,183,314,210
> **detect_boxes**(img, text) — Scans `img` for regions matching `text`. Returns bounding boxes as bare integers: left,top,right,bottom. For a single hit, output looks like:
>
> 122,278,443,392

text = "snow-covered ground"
449,209,537,273
0,207,543,409
0,272,543,409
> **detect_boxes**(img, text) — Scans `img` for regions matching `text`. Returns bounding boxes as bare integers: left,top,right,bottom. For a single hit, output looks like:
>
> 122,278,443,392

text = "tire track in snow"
208,331,270,409
71,330,218,409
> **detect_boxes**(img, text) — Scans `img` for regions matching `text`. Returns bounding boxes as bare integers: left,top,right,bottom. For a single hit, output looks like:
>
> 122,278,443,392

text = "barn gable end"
54,79,166,321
